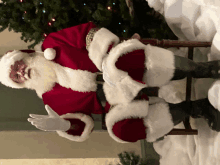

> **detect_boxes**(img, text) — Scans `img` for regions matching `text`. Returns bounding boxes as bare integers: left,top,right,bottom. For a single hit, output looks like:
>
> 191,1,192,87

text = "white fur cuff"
103,76,147,105
143,44,175,87
144,102,174,142
88,28,120,71
106,100,149,143
57,113,94,142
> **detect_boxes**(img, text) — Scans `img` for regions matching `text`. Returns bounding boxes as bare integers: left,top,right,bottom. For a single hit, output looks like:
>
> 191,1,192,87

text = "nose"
16,61,26,77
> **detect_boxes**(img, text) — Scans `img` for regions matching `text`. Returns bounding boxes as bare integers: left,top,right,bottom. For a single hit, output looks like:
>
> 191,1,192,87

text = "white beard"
22,54,57,96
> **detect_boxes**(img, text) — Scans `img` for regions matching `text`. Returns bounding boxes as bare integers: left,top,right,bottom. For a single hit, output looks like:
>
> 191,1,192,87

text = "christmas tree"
0,0,177,49
108,151,159,165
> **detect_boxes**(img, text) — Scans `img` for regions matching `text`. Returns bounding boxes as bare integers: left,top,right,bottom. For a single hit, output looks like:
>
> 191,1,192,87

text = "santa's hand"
27,105,71,131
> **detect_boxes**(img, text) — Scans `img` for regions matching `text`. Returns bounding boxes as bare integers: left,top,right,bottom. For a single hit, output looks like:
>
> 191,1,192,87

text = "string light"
124,30,126,32
40,2,42,5
44,33,47,37
43,10,46,13
119,22,121,24
84,3,86,5
48,22,52,26
113,3,115,5
24,11,27,14
52,18,55,21
107,6,111,10
20,0,23,2
22,17,24,19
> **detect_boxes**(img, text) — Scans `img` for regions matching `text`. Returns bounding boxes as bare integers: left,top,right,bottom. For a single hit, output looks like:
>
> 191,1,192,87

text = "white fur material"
105,100,149,143
208,80,220,111
143,102,174,142
88,28,120,71
53,64,97,92
102,39,148,104
143,44,175,87
44,48,56,60
103,39,147,85
36,64,98,98
158,78,187,104
57,113,94,142
0,50,34,89
103,76,147,104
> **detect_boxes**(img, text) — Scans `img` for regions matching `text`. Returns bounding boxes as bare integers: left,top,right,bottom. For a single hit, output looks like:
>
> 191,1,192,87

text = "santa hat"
0,47,56,89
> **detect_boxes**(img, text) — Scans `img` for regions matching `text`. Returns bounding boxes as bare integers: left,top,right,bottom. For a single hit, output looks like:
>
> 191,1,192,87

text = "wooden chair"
102,38,212,136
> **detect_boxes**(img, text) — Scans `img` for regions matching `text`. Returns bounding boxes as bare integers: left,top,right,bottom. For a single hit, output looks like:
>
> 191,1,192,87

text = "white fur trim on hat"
105,100,149,143
44,48,56,60
0,50,30,89
103,76,147,104
143,44,175,87
57,113,94,142
88,28,120,71
143,102,174,142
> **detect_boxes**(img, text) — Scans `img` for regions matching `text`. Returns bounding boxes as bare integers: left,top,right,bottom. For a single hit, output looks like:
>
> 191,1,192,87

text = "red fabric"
107,43,114,53
115,49,146,82
112,118,147,142
65,118,86,136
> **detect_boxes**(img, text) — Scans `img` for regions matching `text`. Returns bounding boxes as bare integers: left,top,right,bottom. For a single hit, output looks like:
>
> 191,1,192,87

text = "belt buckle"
96,72,104,85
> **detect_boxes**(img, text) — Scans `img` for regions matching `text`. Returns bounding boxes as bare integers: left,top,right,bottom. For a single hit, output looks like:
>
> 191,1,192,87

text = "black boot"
168,101,190,126
172,55,220,80
188,98,220,132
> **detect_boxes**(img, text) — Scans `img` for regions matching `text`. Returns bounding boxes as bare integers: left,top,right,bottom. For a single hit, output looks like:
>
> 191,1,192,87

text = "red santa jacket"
38,22,152,143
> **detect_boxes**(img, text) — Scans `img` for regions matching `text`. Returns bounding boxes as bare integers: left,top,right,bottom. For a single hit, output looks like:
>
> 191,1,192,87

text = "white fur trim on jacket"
57,113,94,142
88,28,120,71
144,102,174,142
36,62,98,98
143,44,175,87
103,76,147,105
0,50,33,89
105,100,149,143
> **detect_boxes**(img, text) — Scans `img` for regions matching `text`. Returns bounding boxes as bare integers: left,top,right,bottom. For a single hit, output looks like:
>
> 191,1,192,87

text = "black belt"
96,72,104,83
96,72,107,104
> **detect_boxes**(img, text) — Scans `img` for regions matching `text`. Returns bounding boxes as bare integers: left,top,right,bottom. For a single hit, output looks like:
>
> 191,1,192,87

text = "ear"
131,33,141,40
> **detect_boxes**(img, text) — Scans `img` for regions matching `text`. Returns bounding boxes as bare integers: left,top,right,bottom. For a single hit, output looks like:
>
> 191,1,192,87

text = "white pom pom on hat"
44,48,56,60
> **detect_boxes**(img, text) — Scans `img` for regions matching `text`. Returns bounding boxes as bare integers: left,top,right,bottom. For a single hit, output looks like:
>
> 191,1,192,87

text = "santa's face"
8,51,57,92
9,59,30,84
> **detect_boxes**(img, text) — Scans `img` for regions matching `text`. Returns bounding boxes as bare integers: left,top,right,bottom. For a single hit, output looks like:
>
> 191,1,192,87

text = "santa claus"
1,22,220,143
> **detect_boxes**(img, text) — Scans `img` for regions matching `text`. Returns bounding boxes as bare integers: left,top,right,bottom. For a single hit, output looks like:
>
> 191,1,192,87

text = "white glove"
27,105,71,131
